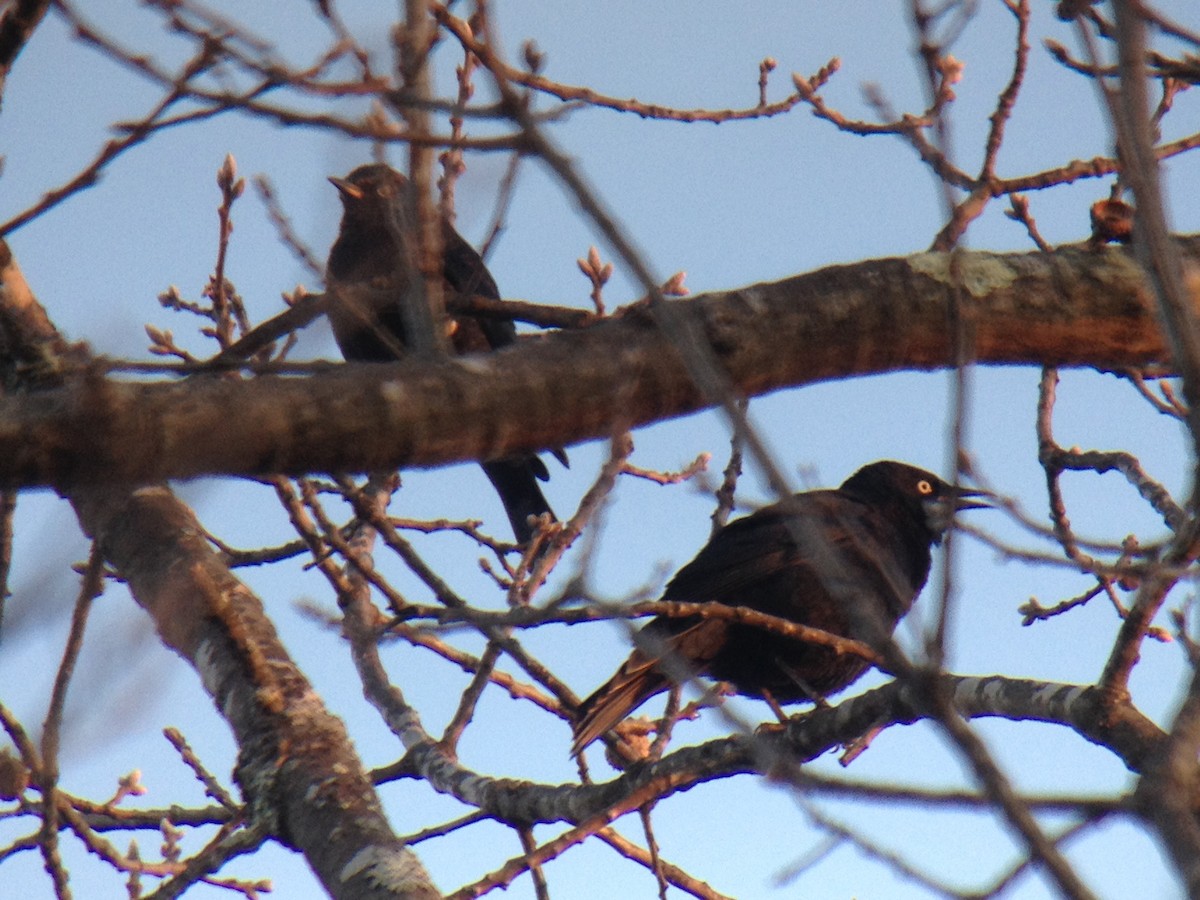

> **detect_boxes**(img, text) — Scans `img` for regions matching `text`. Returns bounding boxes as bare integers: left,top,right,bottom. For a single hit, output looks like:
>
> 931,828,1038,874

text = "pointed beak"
328,176,364,201
952,487,991,513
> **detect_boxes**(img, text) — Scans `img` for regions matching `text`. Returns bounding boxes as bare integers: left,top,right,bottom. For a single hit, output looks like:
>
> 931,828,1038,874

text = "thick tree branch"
1109,4,1200,887
0,240,443,899
384,675,1162,829
0,239,1193,488
73,485,441,899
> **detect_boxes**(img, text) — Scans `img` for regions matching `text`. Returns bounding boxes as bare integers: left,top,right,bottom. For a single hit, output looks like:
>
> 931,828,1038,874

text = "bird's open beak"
328,176,364,201
953,487,991,513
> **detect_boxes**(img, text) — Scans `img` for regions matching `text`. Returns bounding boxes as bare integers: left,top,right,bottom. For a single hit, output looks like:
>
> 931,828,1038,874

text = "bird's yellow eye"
917,480,934,495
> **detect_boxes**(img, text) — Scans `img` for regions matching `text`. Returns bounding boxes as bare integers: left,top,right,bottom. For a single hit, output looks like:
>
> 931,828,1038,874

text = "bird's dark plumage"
571,460,987,754
326,164,558,544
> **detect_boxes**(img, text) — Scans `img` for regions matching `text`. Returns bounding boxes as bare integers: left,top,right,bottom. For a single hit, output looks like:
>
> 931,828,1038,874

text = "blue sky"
1,2,1198,897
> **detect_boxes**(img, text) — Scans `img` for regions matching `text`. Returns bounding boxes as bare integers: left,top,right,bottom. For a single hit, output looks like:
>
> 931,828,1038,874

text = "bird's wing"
438,222,569,476
661,495,841,604
440,223,499,296
439,223,519,351
325,280,412,362
573,496,852,753
662,492,915,622
573,491,932,753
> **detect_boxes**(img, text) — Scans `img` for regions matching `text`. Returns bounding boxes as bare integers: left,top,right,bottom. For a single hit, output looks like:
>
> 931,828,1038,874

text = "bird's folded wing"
662,495,853,599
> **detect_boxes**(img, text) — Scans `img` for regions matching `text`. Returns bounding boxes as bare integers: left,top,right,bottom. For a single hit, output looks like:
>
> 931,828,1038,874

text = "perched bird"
326,163,559,545
571,460,988,755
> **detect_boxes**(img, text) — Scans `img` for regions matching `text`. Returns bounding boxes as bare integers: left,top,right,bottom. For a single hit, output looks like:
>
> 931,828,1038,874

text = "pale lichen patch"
340,845,436,891
908,252,1020,299
379,380,407,404
455,355,496,375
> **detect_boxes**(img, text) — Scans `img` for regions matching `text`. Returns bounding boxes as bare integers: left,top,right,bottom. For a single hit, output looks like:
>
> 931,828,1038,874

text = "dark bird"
571,460,988,755
326,163,560,545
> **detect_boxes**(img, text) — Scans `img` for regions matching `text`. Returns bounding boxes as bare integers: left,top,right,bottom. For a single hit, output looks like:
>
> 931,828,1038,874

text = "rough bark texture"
382,674,1164,829
72,486,442,899
0,239,1193,488
1,242,443,899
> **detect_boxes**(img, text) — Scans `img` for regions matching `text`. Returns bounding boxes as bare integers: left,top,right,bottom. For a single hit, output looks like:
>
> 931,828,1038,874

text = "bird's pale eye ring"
916,480,934,495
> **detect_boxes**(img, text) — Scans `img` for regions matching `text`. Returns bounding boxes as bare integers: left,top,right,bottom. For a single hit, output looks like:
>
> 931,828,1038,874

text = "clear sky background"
1,2,1198,897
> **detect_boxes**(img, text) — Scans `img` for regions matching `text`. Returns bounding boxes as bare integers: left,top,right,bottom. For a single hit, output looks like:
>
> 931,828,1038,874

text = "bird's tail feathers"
571,656,669,757
481,457,555,545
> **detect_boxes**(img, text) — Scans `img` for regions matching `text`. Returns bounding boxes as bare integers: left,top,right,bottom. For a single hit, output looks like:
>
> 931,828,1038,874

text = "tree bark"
1,239,1192,488
0,241,444,899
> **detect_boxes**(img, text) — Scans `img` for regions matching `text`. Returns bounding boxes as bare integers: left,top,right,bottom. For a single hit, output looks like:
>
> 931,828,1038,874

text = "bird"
571,460,988,755
326,163,561,546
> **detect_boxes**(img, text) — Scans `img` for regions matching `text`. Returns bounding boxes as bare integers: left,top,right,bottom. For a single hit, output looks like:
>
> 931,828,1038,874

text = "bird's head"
842,460,990,543
329,164,410,227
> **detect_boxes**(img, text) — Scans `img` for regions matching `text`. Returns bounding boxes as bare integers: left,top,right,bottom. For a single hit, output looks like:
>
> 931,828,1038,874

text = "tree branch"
1,239,1194,488
0,239,443,899
380,675,1162,830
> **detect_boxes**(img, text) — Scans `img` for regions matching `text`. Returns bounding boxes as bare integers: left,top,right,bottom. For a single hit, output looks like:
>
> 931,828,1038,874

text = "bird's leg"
755,674,831,737
779,662,832,710
752,688,797,738
762,688,790,723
